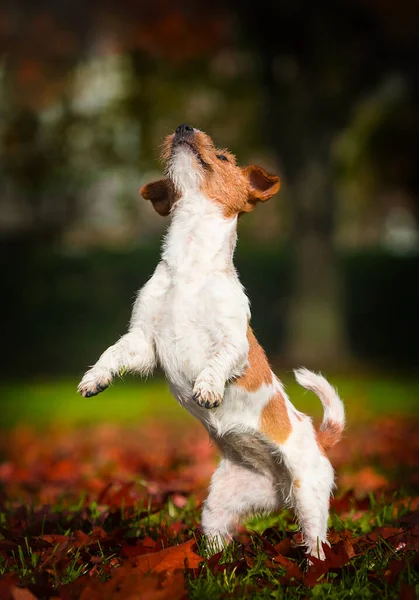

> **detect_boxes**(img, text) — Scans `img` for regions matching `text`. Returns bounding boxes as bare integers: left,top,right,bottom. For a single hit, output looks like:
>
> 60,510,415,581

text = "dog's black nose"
175,124,194,136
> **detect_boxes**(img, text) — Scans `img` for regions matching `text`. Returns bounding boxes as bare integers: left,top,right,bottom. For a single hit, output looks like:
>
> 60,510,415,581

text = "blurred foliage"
1,0,419,372
1,0,418,242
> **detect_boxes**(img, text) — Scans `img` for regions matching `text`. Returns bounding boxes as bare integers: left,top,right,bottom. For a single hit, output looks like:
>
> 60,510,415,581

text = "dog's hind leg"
201,459,279,553
281,439,335,560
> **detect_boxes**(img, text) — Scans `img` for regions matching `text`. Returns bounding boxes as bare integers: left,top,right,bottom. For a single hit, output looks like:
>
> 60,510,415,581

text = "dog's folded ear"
242,165,280,209
140,179,174,216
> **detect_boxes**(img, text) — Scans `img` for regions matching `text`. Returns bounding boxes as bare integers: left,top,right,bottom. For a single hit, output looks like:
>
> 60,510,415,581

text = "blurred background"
1,0,419,426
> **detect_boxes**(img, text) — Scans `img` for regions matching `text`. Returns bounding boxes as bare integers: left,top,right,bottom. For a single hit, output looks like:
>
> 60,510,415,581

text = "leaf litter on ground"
0,415,418,598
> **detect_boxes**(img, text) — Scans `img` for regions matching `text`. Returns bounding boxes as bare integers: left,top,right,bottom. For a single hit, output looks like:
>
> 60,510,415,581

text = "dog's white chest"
151,194,249,390
154,269,248,389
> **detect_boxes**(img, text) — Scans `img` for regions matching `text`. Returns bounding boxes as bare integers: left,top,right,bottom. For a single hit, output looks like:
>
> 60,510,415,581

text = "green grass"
0,373,418,429
0,377,185,429
1,493,417,598
189,493,419,599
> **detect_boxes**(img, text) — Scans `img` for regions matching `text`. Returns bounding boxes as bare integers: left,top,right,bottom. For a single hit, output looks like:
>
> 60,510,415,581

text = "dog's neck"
162,191,238,274
162,152,237,274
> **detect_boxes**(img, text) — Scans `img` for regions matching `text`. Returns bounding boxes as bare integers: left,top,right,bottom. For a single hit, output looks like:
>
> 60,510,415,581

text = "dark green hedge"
1,240,418,377
343,251,419,366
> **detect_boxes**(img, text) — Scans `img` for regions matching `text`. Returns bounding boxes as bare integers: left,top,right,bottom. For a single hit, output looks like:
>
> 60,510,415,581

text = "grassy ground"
1,372,419,428
0,374,418,598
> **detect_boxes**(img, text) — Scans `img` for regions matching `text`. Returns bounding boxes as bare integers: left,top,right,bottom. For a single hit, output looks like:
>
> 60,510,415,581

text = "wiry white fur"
278,415,335,559
78,141,344,560
294,367,345,432
167,148,202,195
202,459,280,549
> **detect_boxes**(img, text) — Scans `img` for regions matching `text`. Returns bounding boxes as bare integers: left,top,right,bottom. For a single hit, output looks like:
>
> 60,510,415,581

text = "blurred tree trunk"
285,162,347,366
245,5,350,367
264,105,348,367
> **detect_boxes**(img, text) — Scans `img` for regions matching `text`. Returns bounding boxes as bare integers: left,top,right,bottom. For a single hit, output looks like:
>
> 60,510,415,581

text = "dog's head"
140,124,280,218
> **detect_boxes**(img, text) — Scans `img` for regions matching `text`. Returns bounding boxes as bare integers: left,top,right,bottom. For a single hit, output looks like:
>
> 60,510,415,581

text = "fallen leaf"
340,467,389,495
11,588,38,600
136,539,202,575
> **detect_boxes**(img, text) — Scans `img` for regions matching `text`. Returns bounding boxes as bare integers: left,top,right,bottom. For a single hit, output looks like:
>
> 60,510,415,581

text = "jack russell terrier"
78,124,345,560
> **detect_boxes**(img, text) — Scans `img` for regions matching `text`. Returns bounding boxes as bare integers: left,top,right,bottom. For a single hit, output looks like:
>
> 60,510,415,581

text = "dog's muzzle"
175,123,194,138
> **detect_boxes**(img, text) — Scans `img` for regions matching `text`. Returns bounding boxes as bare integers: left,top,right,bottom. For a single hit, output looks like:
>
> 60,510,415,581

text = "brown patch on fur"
161,129,280,218
294,479,301,489
316,432,327,456
235,327,273,392
260,391,292,445
317,421,344,452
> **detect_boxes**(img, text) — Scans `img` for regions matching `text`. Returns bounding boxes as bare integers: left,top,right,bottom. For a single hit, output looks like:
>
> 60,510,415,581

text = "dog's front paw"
193,380,223,409
77,368,112,398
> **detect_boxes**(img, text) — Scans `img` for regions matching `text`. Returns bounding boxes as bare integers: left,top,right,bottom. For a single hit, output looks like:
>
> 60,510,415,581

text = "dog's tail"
294,368,345,450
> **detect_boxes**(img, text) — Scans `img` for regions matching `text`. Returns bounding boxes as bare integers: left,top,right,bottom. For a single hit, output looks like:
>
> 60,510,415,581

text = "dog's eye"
216,154,228,162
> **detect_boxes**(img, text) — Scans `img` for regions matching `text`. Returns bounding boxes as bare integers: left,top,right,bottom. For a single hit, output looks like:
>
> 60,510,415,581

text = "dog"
78,124,345,560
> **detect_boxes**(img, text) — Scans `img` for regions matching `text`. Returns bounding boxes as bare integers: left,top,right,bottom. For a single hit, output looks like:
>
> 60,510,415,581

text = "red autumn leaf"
303,541,354,587
135,539,202,575
400,509,419,527
0,528,23,541
206,550,224,571
154,535,170,552
343,539,357,559
143,536,158,550
268,551,303,583
90,526,109,542
326,541,354,567
398,582,417,600
0,539,20,551
384,558,405,584
257,534,279,556
340,467,389,495
39,534,69,546
133,571,187,600
48,459,77,483
78,567,130,600
121,542,157,560
273,537,293,557
167,521,184,536
104,482,143,508
327,541,355,565
0,574,19,600
79,566,187,600
304,557,330,588
97,482,113,504
40,540,70,568
72,530,90,547
330,491,370,514
10,587,38,600
244,551,256,569
366,527,404,542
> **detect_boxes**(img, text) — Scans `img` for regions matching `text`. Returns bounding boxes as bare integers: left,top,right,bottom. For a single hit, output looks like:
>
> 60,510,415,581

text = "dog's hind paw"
193,381,223,409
